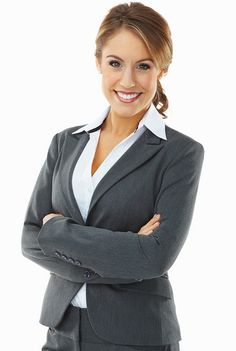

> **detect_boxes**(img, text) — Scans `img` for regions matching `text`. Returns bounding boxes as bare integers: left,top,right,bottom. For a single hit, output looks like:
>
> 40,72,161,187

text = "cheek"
139,76,157,92
102,73,118,90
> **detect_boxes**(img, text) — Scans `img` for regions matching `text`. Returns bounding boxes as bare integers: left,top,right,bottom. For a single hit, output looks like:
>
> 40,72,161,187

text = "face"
96,28,163,120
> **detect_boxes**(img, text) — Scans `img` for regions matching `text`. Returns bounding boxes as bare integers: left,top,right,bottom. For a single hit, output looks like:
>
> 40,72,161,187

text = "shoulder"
57,124,87,137
161,124,205,169
165,124,204,155
52,124,87,149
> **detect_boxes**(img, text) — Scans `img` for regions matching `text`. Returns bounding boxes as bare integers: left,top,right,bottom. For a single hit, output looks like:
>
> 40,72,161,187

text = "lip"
114,90,142,103
114,90,142,94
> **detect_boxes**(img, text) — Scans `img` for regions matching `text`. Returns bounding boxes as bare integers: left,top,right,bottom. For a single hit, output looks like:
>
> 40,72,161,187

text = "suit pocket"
114,276,173,299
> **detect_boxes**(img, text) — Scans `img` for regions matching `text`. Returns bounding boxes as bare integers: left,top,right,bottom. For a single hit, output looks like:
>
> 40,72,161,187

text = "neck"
102,107,148,137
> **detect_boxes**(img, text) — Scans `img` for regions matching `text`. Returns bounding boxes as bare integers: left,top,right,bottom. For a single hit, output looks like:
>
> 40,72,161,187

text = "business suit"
21,121,204,347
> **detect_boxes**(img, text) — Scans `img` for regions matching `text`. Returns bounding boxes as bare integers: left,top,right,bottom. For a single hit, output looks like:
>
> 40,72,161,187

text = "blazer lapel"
61,132,90,224
65,128,165,224
86,128,165,222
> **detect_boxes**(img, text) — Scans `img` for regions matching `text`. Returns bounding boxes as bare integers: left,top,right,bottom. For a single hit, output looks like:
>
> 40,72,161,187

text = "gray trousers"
42,305,180,351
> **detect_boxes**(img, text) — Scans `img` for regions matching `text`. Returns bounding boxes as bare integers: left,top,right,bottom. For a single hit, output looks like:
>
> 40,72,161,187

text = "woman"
21,2,204,351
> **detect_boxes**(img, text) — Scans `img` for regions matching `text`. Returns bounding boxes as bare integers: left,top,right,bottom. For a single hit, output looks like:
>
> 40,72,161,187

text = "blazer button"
84,271,91,278
54,251,61,257
75,259,81,266
61,254,68,261
68,257,75,264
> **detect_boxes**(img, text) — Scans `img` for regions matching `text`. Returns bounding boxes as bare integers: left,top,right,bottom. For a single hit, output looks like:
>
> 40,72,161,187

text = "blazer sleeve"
21,131,141,284
37,139,205,280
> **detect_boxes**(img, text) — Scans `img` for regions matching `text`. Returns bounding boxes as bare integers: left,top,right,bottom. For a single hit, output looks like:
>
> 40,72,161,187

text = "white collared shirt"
70,103,167,308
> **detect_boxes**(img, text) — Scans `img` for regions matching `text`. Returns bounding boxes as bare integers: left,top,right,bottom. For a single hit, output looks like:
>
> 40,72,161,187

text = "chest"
91,132,127,176
52,129,167,229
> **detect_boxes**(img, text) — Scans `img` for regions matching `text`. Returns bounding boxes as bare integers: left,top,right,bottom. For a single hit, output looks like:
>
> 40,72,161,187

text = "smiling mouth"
114,90,142,103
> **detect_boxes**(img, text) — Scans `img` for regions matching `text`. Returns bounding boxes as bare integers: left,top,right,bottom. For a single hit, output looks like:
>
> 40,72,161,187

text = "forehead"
102,28,150,58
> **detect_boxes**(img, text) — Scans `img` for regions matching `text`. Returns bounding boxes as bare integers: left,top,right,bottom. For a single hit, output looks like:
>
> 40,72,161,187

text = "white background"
1,1,235,350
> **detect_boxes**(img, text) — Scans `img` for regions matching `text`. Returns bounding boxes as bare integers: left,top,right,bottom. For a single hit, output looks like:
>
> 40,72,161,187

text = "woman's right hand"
138,214,161,235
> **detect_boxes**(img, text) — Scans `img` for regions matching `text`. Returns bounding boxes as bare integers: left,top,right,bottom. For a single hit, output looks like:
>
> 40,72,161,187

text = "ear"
159,68,168,79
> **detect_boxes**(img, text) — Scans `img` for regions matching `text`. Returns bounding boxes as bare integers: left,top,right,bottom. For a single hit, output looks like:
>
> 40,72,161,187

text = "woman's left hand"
42,212,64,225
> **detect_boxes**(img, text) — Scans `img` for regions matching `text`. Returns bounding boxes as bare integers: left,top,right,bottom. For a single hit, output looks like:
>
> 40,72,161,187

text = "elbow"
145,247,177,279
21,228,33,260
21,237,30,259
149,265,167,279
146,263,171,280
154,255,179,278
138,235,166,279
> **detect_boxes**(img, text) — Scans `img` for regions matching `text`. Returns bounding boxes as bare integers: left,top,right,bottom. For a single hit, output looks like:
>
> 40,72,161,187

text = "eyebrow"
106,55,154,63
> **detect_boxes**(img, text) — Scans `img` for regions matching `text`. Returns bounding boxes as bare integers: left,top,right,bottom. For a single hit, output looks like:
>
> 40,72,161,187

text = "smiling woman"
97,31,162,110
96,28,162,118
95,2,172,120
21,2,204,351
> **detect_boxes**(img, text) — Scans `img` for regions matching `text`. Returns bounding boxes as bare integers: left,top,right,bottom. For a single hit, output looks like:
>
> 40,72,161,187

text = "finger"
144,228,156,235
148,221,160,231
142,218,160,231
143,215,160,228
149,222,160,233
153,213,161,219
143,221,160,233
152,221,160,228
151,214,161,223
144,231,153,235
149,218,161,227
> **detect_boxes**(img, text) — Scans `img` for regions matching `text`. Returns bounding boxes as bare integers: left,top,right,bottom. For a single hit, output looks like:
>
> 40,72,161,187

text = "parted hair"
95,2,173,118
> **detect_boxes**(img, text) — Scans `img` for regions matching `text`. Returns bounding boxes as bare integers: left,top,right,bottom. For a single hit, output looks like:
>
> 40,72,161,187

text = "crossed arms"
21,131,204,283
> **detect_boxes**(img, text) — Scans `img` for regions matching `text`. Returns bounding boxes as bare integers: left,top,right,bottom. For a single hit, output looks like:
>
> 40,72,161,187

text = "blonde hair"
95,2,173,118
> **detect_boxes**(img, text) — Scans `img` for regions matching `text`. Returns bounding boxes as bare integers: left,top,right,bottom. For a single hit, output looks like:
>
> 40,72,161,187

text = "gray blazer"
21,122,204,346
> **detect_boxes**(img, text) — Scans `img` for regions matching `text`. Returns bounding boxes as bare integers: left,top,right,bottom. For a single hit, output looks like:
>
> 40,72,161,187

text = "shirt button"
84,271,91,278
75,259,81,266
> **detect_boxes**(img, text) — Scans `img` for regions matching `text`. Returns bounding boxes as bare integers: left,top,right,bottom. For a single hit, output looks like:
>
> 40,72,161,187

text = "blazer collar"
71,103,167,141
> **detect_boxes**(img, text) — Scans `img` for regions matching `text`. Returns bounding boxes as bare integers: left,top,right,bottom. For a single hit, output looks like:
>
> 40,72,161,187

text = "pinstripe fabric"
42,305,179,351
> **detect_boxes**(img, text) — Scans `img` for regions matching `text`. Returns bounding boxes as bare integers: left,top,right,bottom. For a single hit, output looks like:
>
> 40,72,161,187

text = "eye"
109,60,121,68
137,63,150,71
108,60,150,71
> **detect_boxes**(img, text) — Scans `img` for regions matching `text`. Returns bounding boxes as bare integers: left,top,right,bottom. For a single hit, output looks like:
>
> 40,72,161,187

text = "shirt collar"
72,103,167,140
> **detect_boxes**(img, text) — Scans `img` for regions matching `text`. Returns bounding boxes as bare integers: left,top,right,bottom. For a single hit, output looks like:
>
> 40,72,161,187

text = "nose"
120,67,135,88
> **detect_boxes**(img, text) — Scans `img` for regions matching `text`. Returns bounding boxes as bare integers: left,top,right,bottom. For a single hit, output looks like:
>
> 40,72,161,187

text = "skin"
43,28,163,235
96,28,164,138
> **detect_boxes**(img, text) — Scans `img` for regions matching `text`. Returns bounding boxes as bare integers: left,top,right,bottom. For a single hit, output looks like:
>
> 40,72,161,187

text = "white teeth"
116,91,140,100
